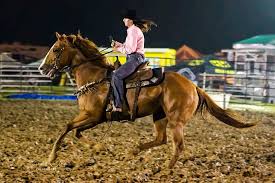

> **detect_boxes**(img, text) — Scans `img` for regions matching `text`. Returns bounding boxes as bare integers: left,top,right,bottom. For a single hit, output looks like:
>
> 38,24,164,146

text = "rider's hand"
114,41,122,48
112,46,118,52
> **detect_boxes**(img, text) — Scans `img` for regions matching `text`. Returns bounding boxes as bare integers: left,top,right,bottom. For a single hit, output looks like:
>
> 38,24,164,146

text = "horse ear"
55,32,61,39
77,29,81,36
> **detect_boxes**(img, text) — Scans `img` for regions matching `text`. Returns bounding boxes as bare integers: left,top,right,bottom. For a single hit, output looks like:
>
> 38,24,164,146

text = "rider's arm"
116,27,138,54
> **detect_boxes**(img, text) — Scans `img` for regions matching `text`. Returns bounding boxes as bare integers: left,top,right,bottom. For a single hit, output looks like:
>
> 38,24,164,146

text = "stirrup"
105,104,113,112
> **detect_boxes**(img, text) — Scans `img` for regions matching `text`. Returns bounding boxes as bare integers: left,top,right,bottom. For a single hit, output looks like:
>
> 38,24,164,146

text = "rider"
109,9,156,112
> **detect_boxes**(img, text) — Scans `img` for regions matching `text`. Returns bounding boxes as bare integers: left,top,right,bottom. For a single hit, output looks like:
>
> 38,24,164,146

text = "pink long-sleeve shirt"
116,25,145,55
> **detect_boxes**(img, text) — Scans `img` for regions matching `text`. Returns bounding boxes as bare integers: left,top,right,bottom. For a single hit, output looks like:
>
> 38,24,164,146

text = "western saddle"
106,60,164,121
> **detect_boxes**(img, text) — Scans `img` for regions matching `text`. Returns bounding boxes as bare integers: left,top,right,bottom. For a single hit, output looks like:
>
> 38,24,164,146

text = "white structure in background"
0,53,53,94
222,35,275,103
0,52,22,68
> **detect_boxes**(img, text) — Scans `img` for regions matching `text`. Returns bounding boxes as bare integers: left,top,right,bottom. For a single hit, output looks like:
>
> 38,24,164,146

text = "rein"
70,50,113,71
53,46,113,73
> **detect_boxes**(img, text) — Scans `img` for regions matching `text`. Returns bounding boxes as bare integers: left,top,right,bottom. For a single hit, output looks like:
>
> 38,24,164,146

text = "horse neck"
71,53,108,88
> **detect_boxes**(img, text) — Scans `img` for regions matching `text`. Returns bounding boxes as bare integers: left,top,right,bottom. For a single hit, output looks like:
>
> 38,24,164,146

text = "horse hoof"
40,161,49,168
78,136,94,149
82,140,95,149
48,153,57,163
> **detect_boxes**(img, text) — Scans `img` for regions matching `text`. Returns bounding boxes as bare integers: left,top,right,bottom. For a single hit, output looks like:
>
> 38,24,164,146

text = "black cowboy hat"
121,9,139,20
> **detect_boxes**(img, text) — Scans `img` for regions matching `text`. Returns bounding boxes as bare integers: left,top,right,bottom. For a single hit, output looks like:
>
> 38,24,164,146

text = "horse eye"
53,48,60,52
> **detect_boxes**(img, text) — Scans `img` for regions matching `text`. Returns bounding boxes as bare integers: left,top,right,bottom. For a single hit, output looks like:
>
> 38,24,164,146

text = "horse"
39,32,256,168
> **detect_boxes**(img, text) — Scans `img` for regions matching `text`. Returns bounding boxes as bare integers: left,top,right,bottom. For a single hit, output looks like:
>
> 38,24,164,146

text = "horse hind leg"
169,123,184,168
136,117,168,153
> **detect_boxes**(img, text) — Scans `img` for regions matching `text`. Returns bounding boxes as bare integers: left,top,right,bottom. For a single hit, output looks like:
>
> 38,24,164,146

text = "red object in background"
176,44,203,64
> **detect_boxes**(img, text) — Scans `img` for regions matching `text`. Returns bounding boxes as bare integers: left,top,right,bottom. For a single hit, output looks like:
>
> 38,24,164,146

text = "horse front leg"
71,111,98,147
48,115,100,164
73,123,98,148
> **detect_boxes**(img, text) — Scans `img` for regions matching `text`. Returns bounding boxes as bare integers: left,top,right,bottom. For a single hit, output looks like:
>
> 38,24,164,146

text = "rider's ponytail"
134,19,157,33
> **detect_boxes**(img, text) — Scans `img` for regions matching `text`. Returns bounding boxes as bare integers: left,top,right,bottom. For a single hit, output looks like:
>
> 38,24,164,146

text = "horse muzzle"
39,64,58,79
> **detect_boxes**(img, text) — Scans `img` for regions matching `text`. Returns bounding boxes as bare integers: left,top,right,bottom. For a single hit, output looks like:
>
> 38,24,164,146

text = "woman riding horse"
110,9,156,112
38,32,256,168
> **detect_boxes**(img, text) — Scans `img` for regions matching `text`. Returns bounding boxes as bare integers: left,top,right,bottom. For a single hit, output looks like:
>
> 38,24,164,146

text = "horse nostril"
38,66,46,74
38,65,44,70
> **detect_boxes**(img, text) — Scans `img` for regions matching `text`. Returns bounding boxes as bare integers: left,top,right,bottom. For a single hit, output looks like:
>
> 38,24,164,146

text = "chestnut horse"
39,33,255,168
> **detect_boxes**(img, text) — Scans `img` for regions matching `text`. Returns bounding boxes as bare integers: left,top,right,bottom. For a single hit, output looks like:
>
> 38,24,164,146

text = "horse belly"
126,86,162,117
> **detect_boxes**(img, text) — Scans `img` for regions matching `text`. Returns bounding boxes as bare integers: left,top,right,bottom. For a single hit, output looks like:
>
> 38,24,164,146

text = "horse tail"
195,87,256,128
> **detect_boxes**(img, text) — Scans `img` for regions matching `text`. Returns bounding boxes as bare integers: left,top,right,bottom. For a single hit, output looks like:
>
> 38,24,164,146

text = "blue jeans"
111,53,144,108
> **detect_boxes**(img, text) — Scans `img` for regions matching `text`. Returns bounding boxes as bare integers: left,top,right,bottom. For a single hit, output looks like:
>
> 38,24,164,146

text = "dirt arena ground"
0,100,274,182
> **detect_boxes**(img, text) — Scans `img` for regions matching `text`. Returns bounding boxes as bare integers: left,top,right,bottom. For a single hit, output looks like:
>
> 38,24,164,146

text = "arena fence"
0,61,74,95
1,58,275,109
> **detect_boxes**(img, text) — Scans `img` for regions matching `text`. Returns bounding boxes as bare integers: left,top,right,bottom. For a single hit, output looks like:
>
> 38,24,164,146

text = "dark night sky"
1,0,275,53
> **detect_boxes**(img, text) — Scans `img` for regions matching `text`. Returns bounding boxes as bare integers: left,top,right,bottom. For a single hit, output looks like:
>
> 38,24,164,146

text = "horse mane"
67,34,114,70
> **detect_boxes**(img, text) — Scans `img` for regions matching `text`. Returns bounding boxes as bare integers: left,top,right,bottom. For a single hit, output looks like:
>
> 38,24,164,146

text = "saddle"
125,62,152,82
125,61,164,88
106,60,165,122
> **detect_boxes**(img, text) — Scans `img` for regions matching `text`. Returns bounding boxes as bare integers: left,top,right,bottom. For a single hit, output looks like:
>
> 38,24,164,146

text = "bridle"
51,45,113,73
70,50,113,71
50,35,116,74
52,46,68,72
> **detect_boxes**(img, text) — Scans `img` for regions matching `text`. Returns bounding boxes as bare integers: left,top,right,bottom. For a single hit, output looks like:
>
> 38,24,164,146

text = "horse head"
39,32,113,78
39,32,77,78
